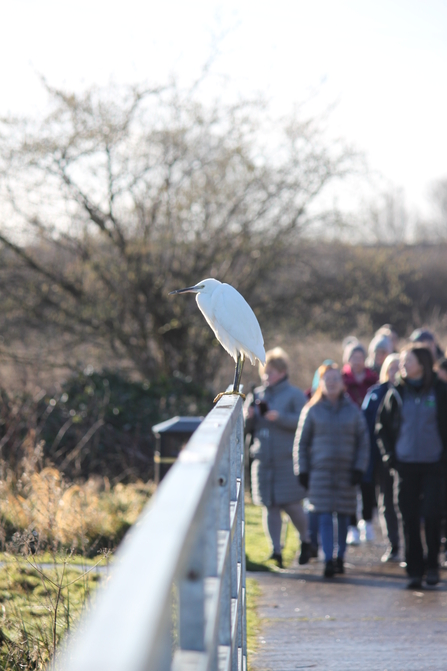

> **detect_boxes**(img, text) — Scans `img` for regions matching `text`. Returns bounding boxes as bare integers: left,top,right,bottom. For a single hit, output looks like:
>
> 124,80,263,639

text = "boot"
298,541,312,565
324,560,335,578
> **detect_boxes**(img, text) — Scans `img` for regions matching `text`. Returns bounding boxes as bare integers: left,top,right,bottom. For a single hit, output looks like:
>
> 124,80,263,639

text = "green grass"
0,554,106,669
0,552,110,567
246,577,262,668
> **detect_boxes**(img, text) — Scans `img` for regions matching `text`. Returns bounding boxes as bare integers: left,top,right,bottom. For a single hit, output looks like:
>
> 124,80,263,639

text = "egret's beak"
169,285,198,295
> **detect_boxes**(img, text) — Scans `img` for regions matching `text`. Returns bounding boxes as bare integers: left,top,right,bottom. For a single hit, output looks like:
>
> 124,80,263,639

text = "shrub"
0,369,213,482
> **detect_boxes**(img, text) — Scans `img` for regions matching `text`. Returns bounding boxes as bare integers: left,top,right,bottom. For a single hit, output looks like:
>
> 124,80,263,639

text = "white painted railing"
56,394,246,671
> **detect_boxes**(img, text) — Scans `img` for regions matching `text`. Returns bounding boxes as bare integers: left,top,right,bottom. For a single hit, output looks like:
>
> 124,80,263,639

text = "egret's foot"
213,390,246,403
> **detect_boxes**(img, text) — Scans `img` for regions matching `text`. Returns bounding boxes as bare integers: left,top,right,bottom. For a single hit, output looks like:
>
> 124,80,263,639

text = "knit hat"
342,338,367,365
368,334,393,355
409,328,434,343
409,327,444,360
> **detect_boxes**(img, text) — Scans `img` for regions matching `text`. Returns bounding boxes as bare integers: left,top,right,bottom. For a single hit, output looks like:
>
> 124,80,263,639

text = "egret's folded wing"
211,284,265,363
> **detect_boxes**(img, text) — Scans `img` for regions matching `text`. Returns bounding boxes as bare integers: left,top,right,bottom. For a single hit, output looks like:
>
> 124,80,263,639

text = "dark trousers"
350,464,399,550
360,481,376,521
442,461,447,548
377,460,399,549
397,461,443,577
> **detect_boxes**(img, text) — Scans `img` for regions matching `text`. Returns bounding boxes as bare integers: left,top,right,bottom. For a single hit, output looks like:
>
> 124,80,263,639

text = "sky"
2,0,447,221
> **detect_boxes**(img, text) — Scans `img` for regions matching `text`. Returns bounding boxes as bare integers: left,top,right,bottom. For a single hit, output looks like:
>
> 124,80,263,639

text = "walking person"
342,338,379,544
376,344,447,588
293,363,370,577
305,359,335,558
366,333,394,375
362,354,401,562
244,347,311,568
375,324,400,353
409,328,444,362
438,358,447,563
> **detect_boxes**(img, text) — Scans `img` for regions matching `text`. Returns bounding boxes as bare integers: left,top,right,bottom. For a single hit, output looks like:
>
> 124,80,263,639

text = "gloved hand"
351,469,363,486
298,472,309,489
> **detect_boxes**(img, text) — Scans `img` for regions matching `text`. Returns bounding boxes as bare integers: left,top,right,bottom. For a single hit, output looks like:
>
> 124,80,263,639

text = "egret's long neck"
195,292,213,324
196,292,209,312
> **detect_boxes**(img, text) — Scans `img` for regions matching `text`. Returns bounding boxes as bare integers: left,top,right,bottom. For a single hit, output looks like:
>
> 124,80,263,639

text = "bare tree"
429,177,447,238
0,81,355,384
357,186,410,244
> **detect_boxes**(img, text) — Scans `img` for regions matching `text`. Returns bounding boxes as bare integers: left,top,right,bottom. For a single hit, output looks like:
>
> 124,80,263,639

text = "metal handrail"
56,395,246,671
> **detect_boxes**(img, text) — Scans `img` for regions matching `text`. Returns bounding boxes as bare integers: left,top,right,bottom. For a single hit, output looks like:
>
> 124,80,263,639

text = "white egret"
169,278,265,402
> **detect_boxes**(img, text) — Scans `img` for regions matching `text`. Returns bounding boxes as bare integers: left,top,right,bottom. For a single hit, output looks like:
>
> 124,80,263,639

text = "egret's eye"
200,285,205,289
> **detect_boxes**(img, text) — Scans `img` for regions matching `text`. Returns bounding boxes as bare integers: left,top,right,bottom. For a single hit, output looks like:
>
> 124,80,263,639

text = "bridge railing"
57,394,246,671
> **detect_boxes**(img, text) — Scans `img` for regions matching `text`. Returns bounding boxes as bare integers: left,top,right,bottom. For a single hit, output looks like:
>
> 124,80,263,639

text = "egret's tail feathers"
245,345,265,366
246,354,265,366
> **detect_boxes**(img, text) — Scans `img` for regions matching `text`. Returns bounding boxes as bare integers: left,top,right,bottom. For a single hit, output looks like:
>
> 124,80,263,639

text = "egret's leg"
214,353,246,403
233,352,245,392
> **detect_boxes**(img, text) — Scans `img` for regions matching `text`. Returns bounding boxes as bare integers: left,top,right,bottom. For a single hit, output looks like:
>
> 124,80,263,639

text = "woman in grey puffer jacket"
293,363,370,577
244,348,311,568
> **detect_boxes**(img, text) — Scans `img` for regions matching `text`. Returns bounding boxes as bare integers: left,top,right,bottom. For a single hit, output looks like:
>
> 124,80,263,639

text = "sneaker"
381,546,399,563
324,560,335,578
298,541,312,565
358,519,375,542
270,552,283,568
407,575,422,589
426,568,440,586
334,557,344,574
346,526,360,546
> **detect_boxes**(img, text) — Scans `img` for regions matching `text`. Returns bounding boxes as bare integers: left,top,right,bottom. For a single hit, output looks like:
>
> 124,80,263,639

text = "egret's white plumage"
194,279,265,365
169,278,265,400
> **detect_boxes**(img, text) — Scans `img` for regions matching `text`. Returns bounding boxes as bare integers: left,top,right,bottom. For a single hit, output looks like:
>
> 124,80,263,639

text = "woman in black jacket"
376,344,447,589
362,354,400,562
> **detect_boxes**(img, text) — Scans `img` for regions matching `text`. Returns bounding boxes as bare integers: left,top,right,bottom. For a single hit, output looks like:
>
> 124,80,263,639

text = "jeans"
308,510,319,548
319,512,350,562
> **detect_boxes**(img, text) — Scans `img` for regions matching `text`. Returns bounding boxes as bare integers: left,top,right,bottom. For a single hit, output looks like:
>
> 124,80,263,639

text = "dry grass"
0,467,154,555
0,462,153,670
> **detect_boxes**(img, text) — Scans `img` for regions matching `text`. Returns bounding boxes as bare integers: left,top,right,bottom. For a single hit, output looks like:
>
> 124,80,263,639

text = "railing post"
218,430,231,655
230,416,239,671
237,412,247,671
178,511,206,651
205,474,219,671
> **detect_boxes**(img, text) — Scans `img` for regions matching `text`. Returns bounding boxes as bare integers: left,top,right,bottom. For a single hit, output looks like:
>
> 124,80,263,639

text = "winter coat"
293,395,370,515
244,377,307,507
375,375,447,469
342,365,379,407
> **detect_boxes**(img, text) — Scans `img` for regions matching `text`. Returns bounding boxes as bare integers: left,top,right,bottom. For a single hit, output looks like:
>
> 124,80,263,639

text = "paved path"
249,540,447,671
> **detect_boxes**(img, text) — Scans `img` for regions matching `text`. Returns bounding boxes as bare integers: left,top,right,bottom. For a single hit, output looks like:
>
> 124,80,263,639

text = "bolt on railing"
56,394,246,671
